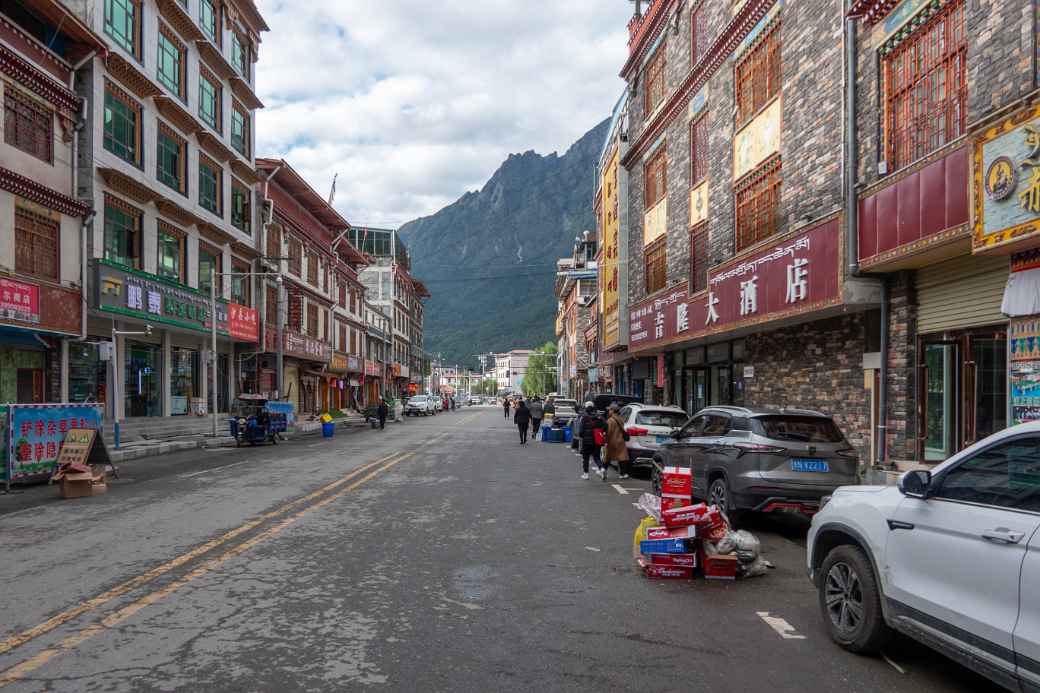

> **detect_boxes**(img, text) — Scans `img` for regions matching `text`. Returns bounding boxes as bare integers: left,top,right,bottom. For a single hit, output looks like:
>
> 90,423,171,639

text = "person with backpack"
514,399,532,444
528,397,544,441
577,403,607,480
604,403,631,479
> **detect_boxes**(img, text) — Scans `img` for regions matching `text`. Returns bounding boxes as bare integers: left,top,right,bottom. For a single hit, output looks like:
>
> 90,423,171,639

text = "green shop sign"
93,260,233,336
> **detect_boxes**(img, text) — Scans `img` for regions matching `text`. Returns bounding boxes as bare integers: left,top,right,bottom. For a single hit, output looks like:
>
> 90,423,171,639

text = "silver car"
652,406,861,521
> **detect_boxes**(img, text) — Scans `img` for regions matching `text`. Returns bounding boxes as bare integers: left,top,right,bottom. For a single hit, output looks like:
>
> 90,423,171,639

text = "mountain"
399,118,610,369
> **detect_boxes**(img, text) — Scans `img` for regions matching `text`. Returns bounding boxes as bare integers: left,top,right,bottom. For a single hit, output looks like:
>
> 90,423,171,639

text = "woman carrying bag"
604,403,631,480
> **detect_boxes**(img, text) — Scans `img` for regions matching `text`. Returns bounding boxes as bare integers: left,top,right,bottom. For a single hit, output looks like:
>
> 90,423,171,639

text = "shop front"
364,359,382,404
264,327,333,415
328,352,350,410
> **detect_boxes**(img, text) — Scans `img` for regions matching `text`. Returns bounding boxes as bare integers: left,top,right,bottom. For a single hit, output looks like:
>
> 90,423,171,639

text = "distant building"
554,237,597,400
494,350,533,393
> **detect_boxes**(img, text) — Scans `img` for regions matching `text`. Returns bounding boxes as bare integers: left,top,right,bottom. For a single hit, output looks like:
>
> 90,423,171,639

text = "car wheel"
708,477,743,525
818,545,890,654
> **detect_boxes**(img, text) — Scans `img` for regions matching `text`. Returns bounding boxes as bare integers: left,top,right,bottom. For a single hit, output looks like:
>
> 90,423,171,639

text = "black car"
591,393,642,413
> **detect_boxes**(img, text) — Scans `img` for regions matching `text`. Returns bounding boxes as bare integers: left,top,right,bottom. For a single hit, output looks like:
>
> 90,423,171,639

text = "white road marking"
204,447,234,453
584,546,601,552
756,612,807,640
882,653,907,675
611,484,629,495
178,459,252,479
441,596,482,611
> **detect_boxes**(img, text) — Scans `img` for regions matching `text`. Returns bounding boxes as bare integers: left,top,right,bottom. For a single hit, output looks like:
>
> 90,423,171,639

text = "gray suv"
651,406,861,521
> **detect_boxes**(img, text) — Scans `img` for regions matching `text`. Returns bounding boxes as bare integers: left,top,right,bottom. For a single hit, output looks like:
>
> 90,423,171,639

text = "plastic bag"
740,557,773,579
715,531,738,555
732,530,761,561
632,515,660,559
636,493,662,522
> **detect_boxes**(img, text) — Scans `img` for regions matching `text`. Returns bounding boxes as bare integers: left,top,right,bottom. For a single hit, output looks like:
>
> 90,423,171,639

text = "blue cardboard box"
639,538,693,554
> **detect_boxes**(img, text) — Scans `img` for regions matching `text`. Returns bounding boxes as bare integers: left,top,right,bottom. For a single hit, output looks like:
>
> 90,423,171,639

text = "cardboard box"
638,557,695,579
703,553,739,580
647,525,698,540
662,503,711,528
661,466,693,496
639,537,693,554
60,473,95,499
661,495,690,512
647,553,697,568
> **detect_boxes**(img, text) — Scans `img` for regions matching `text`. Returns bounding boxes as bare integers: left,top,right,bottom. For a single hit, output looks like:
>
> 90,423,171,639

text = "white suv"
807,422,1040,692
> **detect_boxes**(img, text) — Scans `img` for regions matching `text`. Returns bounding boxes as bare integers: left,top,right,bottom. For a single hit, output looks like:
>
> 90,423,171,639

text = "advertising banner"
601,147,621,350
228,303,259,342
7,404,103,482
0,278,40,324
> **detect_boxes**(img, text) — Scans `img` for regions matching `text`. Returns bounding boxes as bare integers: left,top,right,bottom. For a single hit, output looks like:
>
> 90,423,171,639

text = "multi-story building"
256,159,368,415
0,1,105,404
349,227,428,400
493,350,533,394
363,300,391,405
70,0,269,421
554,237,597,400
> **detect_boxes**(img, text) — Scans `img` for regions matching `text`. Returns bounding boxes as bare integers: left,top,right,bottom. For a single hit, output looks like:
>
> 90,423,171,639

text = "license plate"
655,435,670,444
790,458,829,473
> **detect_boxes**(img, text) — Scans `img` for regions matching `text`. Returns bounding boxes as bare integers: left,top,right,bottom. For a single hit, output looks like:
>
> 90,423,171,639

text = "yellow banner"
601,148,621,350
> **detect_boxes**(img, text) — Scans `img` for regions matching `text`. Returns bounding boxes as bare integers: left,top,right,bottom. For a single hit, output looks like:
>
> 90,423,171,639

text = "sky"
254,0,633,228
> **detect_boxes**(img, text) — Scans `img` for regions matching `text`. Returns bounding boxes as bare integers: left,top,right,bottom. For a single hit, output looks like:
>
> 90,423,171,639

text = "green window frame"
157,128,185,194
199,0,217,42
231,33,249,79
230,106,248,157
198,247,220,294
199,159,221,215
231,266,249,305
156,226,183,282
103,86,140,166
103,201,140,268
104,0,138,57
157,29,183,97
231,182,250,234
199,72,219,130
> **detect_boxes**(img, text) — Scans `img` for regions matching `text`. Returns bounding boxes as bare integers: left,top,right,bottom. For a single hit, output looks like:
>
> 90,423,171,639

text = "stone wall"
884,271,917,462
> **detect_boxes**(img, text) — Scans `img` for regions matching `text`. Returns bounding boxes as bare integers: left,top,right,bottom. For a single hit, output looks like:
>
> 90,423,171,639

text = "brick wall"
885,271,917,461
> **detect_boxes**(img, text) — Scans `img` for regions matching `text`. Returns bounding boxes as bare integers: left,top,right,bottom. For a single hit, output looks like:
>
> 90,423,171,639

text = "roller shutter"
916,255,1009,336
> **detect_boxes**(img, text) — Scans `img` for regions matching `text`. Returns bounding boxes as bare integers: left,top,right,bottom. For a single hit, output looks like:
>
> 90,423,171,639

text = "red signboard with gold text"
0,278,40,324
227,303,259,342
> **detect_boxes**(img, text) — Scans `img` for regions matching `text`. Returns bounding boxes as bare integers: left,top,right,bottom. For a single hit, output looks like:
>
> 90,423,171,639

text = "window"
644,45,666,117
306,302,318,338
103,196,141,268
231,103,249,157
735,155,781,251
156,223,184,282
339,324,347,351
231,32,250,80
104,0,140,58
307,252,319,286
231,260,250,305
644,148,667,210
231,179,250,233
15,206,58,281
288,237,302,276
266,284,278,325
934,437,1040,512
198,244,221,295
338,280,347,308
199,155,222,215
157,25,185,99
103,82,141,166
4,86,52,163
691,4,707,66
644,237,667,294
199,68,221,131
266,225,280,261
635,411,687,428
689,223,708,293
885,0,966,171
199,0,220,44
735,21,780,125
754,416,844,443
157,124,187,195
690,113,708,185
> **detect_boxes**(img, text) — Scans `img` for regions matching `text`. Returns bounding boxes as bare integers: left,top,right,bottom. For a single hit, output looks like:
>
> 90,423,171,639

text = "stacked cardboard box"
51,462,107,499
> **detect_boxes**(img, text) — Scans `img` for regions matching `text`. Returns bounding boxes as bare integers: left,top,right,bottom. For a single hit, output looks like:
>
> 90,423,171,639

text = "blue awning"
0,326,50,350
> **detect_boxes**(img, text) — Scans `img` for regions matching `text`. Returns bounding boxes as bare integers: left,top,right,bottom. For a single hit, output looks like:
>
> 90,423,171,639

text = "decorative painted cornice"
0,166,88,216
0,43,78,114
846,0,901,24
621,0,676,78
622,0,777,170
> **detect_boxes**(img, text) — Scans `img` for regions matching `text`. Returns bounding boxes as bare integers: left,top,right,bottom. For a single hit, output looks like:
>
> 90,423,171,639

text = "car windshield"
635,411,687,428
754,415,844,443
409,396,427,403
555,400,577,409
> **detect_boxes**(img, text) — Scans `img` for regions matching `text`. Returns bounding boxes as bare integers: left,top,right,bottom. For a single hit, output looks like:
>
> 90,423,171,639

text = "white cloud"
255,0,631,227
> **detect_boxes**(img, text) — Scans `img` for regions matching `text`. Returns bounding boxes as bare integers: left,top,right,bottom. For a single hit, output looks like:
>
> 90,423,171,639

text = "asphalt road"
0,406,1002,692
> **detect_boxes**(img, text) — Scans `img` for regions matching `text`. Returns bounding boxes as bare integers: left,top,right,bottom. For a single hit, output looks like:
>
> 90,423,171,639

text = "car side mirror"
671,428,683,439
899,470,932,498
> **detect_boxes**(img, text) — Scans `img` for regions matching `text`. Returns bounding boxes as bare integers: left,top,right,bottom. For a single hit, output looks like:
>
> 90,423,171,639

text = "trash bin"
563,426,573,443
540,424,552,441
322,421,335,438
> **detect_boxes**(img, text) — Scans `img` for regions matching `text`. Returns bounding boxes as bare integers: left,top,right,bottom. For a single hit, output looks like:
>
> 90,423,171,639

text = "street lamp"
210,267,282,438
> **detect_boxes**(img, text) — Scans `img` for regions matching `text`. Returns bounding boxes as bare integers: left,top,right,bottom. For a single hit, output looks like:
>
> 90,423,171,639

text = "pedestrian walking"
377,398,389,430
528,397,544,441
577,404,607,480
514,400,532,444
503,398,511,419
605,403,631,479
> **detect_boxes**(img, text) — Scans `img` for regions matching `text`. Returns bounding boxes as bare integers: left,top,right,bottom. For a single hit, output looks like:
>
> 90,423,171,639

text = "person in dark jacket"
528,397,544,440
503,398,511,419
576,404,607,480
376,399,389,430
514,400,532,444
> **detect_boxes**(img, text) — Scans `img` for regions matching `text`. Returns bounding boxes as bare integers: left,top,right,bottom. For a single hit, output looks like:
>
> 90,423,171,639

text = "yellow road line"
0,451,402,658
0,452,415,688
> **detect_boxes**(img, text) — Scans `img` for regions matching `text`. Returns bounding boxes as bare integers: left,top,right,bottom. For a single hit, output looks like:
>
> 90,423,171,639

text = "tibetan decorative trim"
229,159,261,184
155,197,198,227
156,0,206,42
0,166,88,216
196,130,236,162
105,52,162,99
0,44,78,114
197,219,233,245
847,0,903,24
196,39,236,80
878,0,949,56
857,136,967,199
153,94,201,135
623,0,776,169
622,0,675,78
229,74,263,110
859,222,969,269
97,166,159,205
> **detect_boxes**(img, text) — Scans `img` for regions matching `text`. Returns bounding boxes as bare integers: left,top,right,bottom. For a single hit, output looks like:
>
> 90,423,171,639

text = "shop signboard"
392,363,402,378
974,104,1040,252
400,365,410,379
266,401,295,428
330,352,350,373
629,288,689,350
0,278,40,324
365,360,381,377
347,356,361,372
1010,317,1040,425
601,147,621,350
228,303,259,342
6,404,103,482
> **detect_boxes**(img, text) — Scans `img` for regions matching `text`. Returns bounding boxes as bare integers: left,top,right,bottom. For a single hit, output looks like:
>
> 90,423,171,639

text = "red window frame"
735,22,780,126
690,113,708,186
644,46,666,116
689,223,709,294
644,236,667,295
735,155,782,252
644,148,667,210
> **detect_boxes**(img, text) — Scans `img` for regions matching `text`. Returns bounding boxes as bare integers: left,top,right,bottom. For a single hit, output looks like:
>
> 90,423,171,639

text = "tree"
475,378,498,395
522,342,559,397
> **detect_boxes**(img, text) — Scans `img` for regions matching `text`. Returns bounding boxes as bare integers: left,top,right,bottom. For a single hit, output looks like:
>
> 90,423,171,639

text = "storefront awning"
0,326,51,349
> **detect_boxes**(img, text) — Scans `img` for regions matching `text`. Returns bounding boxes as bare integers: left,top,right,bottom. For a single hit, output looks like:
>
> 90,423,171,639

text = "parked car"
616,404,688,472
592,393,643,413
404,395,434,416
469,396,482,405
651,406,860,522
550,399,579,428
806,422,1040,691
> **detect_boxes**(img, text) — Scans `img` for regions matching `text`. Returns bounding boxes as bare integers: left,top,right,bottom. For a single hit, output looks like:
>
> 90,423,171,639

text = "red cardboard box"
662,503,711,528
646,525,697,540
661,466,693,496
648,553,697,568
661,495,690,511
702,553,739,580
638,557,695,579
